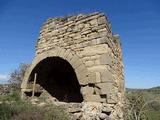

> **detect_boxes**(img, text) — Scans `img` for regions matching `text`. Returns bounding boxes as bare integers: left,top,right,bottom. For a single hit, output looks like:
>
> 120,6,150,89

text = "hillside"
126,86,160,92
126,86,160,120
0,84,160,120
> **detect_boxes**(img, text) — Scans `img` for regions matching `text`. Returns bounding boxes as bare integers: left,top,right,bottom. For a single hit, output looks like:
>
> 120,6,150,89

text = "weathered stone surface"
79,44,110,57
85,61,94,67
100,53,112,65
84,95,105,102
96,83,111,95
101,69,114,82
98,16,107,25
68,107,81,113
94,86,101,94
73,112,83,120
95,72,101,83
97,37,107,44
99,113,109,120
88,65,108,73
102,106,112,115
79,77,89,85
21,12,125,120
81,86,94,95
95,83,118,103
82,102,103,120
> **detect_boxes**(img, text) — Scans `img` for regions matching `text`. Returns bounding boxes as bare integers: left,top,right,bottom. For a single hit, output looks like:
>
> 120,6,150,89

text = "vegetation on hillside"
0,91,71,120
0,64,71,120
9,63,29,91
0,63,160,120
125,87,160,120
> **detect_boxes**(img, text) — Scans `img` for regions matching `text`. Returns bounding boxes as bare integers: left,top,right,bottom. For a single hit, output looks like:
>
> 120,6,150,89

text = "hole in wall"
26,57,83,103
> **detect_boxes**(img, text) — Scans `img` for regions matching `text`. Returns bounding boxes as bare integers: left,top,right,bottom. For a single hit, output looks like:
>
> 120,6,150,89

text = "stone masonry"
21,12,125,120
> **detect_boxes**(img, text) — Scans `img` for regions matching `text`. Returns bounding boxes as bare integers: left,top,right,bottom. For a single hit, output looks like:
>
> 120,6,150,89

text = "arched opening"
27,57,83,103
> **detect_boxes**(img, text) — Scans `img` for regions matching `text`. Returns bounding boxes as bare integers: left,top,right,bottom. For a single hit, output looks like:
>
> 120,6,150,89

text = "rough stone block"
96,83,113,95
81,86,94,95
96,37,106,44
94,86,101,94
99,113,110,120
79,77,89,85
72,59,82,68
91,39,97,45
75,66,88,80
65,52,73,61
69,54,79,62
96,83,118,103
100,53,112,65
84,94,105,102
95,72,101,83
85,61,94,67
101,69,114,82
76,64,86,72
94,59,100,65
90,19,98,26
88,72,96,84
80,44,109,57
87,32,99,39
90,55,100,60
63,49,71,58
58,49,66,57
88,65,107,73
98,16,107,25
107,93,118,104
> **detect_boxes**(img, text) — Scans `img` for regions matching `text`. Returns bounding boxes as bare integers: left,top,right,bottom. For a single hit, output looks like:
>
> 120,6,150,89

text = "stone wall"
21,12,125,120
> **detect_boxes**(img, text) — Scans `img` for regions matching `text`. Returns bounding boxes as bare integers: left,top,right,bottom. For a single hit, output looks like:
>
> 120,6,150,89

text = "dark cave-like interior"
28,57,83,103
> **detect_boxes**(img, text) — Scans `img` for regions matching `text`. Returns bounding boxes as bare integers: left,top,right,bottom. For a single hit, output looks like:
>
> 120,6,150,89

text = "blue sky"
0,0,160,88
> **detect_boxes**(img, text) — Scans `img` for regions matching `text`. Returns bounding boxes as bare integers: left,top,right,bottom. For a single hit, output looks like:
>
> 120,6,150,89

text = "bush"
0,91,21,102
11,111,44,120
43,105,70,120
0,103,12,120
0,99,35,120
0,95,71,120
124,92,148,120
9,63,29,91
0,63,71,120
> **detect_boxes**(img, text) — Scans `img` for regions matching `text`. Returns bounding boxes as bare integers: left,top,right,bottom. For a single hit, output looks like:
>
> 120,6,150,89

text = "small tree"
124,92,149,120
9,63,29,91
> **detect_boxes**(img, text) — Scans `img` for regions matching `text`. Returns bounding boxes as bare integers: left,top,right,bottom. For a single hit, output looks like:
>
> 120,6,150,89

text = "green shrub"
0,103,12,120
11,111,44,120
124,92,148,120
0,95,71,120
0,100,35,120
43,105,70,120
0,91,21,102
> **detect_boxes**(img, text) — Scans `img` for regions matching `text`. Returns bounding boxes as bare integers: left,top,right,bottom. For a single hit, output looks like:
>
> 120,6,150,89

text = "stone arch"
21,47,90,102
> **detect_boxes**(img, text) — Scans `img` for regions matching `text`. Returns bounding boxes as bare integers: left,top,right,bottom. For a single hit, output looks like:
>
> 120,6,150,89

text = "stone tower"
21,12,124,120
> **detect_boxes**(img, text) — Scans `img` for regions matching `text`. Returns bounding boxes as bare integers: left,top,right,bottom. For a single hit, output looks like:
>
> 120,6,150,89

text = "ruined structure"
21,12,124,120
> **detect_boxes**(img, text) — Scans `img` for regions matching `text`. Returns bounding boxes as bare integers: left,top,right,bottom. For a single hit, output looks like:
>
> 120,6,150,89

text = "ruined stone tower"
21,12,124,120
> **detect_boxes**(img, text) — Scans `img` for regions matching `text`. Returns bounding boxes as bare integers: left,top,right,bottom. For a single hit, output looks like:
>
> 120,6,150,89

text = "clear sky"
0,0,160,88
